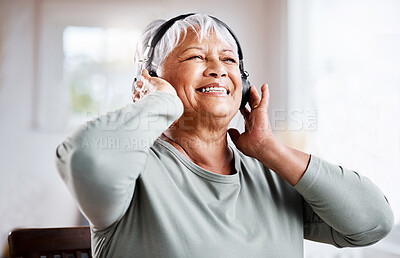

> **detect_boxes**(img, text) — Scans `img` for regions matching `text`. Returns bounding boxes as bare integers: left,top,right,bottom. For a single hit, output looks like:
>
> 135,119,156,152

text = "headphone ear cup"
240,76,251,109
149,70,158,77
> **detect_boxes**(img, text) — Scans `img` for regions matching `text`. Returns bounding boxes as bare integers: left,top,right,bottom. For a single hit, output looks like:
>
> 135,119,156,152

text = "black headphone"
135,13,251,109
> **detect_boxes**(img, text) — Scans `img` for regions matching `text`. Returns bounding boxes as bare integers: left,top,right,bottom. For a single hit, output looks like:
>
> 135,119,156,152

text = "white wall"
0,0,286,252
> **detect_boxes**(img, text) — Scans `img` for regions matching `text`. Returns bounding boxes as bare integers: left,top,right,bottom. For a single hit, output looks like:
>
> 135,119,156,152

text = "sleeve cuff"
144,91,184,122
293,154,322,194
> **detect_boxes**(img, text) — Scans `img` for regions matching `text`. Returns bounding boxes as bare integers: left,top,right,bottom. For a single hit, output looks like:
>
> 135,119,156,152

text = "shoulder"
231,144,304,214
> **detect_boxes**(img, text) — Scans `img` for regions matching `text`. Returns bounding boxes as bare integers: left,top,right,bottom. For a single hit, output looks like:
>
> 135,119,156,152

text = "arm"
229,84,394,246
56,91,183,231
296,155,393,247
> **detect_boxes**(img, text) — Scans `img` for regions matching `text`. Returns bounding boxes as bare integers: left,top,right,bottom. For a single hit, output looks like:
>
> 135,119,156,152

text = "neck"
162,122,234,175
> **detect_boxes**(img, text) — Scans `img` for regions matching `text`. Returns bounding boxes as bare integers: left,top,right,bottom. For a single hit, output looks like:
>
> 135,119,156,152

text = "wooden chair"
8,227,92,258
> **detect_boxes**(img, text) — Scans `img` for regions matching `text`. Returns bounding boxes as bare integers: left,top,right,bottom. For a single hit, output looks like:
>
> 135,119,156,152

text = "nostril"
208,72,227,77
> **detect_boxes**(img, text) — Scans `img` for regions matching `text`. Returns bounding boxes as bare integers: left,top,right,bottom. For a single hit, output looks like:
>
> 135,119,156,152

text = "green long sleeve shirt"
56,92,393,258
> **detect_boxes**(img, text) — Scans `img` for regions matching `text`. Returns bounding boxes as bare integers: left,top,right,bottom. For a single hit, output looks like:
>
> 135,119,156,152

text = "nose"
204,60,227,78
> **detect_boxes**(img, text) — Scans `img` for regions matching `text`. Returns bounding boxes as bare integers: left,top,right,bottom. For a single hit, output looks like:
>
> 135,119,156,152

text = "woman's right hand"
132,69,177,102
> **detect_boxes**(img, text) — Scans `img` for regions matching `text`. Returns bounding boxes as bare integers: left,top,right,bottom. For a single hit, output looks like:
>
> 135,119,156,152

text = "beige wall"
0,0,287,248
0,0,79,250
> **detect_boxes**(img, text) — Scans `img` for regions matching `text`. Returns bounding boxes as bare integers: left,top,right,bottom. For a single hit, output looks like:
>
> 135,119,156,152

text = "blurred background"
0,0,399,257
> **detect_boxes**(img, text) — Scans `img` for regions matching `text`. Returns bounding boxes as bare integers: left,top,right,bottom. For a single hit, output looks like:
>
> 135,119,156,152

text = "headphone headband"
149,13,195,49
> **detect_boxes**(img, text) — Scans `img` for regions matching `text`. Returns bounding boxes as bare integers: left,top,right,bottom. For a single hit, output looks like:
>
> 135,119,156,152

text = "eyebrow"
220,49,235,54
179,47,204,55
179,47,236,56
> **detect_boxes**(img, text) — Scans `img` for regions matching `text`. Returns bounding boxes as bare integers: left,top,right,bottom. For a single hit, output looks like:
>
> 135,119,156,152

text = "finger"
141,69,152,84
140,69,157,91
141,69,151,79
135,80,144,89
140,69,151,86
143,88,152,95
249,86,261,110
240,106,250,120
133,87,144,97
132,91,141,102
259,84,270,109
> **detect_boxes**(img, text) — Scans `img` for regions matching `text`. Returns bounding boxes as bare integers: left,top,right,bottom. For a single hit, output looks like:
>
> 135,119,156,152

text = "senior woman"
56,13,393,257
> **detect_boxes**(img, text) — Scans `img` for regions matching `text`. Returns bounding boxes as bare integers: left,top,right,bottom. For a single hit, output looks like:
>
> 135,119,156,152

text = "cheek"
232,70,243,91
173,65,201,87
165,72,193,99
161,67,186,90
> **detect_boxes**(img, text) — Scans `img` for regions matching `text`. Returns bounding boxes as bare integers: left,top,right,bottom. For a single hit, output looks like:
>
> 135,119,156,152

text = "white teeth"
200,87,227,94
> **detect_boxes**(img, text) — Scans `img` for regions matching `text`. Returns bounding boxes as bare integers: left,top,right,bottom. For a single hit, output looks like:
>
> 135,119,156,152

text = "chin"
204,103,238,119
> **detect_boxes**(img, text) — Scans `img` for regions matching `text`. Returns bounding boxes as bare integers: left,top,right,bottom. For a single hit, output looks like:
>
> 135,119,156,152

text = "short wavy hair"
133,13,238,78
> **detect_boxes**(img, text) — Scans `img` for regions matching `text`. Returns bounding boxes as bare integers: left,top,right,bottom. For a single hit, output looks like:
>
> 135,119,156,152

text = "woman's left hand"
228,84,310,186
228,84,275,160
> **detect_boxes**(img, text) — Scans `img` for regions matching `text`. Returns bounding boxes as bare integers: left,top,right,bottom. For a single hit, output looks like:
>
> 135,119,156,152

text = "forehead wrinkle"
174,29,237,54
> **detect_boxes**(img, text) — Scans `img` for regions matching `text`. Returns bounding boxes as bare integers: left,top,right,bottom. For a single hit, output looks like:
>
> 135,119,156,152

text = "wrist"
257,137,310,186
256,136,286,168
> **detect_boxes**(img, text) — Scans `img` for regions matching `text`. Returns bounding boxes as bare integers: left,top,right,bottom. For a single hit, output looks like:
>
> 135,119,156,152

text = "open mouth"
196,83,230,95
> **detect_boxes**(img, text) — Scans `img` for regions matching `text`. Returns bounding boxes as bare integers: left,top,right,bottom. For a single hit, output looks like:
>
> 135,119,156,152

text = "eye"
186,55,203,61
223,57,237,64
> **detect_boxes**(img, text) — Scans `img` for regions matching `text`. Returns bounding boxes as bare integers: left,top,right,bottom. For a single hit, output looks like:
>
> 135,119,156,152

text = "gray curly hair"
133,13,238,78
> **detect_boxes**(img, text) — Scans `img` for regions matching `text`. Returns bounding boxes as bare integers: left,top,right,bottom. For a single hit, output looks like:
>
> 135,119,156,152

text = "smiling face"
160,29,242,122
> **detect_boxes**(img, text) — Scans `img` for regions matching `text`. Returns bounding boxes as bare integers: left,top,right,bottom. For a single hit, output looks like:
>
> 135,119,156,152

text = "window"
288,0,400,256
35,0,147,132
63,26,141,125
